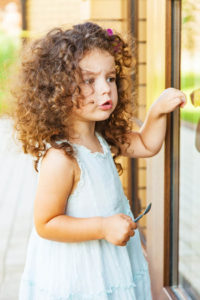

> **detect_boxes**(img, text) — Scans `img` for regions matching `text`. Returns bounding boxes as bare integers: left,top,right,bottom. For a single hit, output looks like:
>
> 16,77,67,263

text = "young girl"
14,22,186,300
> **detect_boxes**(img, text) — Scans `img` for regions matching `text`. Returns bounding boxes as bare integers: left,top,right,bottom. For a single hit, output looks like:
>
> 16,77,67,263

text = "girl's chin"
95,114,112,121
74,109,114,122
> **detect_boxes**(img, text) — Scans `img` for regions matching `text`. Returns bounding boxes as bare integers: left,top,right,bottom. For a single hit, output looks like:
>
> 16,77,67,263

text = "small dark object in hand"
134,203,152,223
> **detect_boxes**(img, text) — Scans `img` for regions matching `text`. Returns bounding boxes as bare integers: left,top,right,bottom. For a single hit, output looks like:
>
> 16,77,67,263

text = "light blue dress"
19,132,152,300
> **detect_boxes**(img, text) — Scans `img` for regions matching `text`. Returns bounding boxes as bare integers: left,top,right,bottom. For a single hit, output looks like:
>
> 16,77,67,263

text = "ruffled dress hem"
20,268,151,300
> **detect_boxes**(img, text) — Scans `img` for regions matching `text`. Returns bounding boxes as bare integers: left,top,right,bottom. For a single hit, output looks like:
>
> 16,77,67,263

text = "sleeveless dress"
19,132,152,300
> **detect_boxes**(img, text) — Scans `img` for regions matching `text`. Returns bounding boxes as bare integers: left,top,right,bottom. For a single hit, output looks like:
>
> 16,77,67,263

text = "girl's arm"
34,148,103,242
120,88,186,158
34,148,136,245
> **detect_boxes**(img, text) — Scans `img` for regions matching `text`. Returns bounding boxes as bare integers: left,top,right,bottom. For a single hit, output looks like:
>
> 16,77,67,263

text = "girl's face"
71,48,118,122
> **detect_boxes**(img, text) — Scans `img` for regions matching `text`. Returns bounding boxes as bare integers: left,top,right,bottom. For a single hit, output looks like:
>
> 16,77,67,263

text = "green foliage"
181,108,200,124
182,15,194,25
0,30,20,113
181,73,200,91
180,72,200,124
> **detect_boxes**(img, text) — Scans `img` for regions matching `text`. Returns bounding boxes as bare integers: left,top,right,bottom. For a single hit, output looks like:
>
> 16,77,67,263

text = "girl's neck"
67,121,103,152
67,120,96,143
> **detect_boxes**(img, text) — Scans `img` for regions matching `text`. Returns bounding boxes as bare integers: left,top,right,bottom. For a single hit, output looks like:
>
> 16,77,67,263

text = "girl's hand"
151,87,187,117
101,214,137,246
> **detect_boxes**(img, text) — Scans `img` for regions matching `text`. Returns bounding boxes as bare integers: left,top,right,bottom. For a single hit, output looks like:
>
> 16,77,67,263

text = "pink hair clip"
106,28,113,36
107,28,122,53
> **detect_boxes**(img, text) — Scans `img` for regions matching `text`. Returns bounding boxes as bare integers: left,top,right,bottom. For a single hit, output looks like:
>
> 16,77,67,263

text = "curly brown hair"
12,22,136,173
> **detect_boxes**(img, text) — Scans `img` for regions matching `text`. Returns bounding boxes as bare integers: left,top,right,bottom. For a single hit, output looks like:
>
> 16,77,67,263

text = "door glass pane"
179,1,200,298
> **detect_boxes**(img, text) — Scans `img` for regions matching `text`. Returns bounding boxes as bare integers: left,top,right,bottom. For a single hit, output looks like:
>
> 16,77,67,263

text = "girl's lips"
99,100,113,110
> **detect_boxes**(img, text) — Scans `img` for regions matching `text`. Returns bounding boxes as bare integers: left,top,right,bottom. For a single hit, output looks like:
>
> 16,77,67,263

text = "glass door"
146,1,200,298
178,0,200,298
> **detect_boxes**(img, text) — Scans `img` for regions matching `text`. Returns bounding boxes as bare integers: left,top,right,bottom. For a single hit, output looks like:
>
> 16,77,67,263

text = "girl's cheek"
81,85,94,98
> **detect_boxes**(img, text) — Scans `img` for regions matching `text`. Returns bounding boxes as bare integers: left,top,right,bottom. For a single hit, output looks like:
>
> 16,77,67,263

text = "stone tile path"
0,118,38,299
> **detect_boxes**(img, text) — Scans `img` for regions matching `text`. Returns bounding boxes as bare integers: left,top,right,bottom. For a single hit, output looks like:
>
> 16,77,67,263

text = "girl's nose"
97,78,111,95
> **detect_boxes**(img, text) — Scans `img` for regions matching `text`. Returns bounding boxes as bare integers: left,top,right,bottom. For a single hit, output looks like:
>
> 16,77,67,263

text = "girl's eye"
84,78,94,85
107,77,116,83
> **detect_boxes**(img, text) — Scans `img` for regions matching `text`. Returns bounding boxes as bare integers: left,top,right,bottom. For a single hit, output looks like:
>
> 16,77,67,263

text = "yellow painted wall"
27,0,91,36
90,0,129,33
26,0,129,36
136,0,147,234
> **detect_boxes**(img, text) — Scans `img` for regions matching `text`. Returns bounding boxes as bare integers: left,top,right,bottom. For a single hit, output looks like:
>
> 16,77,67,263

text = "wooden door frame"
145,0,187,299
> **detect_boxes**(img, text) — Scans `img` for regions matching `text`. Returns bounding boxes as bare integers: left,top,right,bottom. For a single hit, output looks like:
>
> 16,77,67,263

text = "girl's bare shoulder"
34,147,77,229
41,147,76,176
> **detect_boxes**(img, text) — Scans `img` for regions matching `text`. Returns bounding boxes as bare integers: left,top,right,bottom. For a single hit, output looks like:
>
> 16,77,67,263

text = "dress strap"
95,132,111,153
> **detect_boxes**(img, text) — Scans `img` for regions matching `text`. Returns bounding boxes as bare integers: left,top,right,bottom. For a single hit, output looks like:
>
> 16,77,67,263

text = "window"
178,1,200,298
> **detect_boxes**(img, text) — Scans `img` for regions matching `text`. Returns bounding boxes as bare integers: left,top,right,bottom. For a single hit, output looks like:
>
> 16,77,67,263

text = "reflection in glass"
179,1,200,298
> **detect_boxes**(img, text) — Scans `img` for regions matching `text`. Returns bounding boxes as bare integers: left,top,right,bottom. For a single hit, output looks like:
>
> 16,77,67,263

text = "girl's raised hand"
101,214,137,246
151,87,187,116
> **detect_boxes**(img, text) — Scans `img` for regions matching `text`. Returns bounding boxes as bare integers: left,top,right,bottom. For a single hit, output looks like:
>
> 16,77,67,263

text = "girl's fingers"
121,214,137,229
180,97,186,107
121,229,135,246
180,101,186,108
122,214,133,222
123,235,131,243
176,91,187,103
174,97,182,104
180,95,187,105
169,88,186,101
174,95,186,107
126,216,132,221
121,241,127,246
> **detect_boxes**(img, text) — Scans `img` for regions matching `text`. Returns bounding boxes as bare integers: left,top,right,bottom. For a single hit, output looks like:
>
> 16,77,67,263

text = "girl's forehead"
79,49,115,73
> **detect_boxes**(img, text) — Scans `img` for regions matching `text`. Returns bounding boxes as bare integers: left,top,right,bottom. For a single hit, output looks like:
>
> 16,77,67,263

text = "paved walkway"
0,118,38,299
